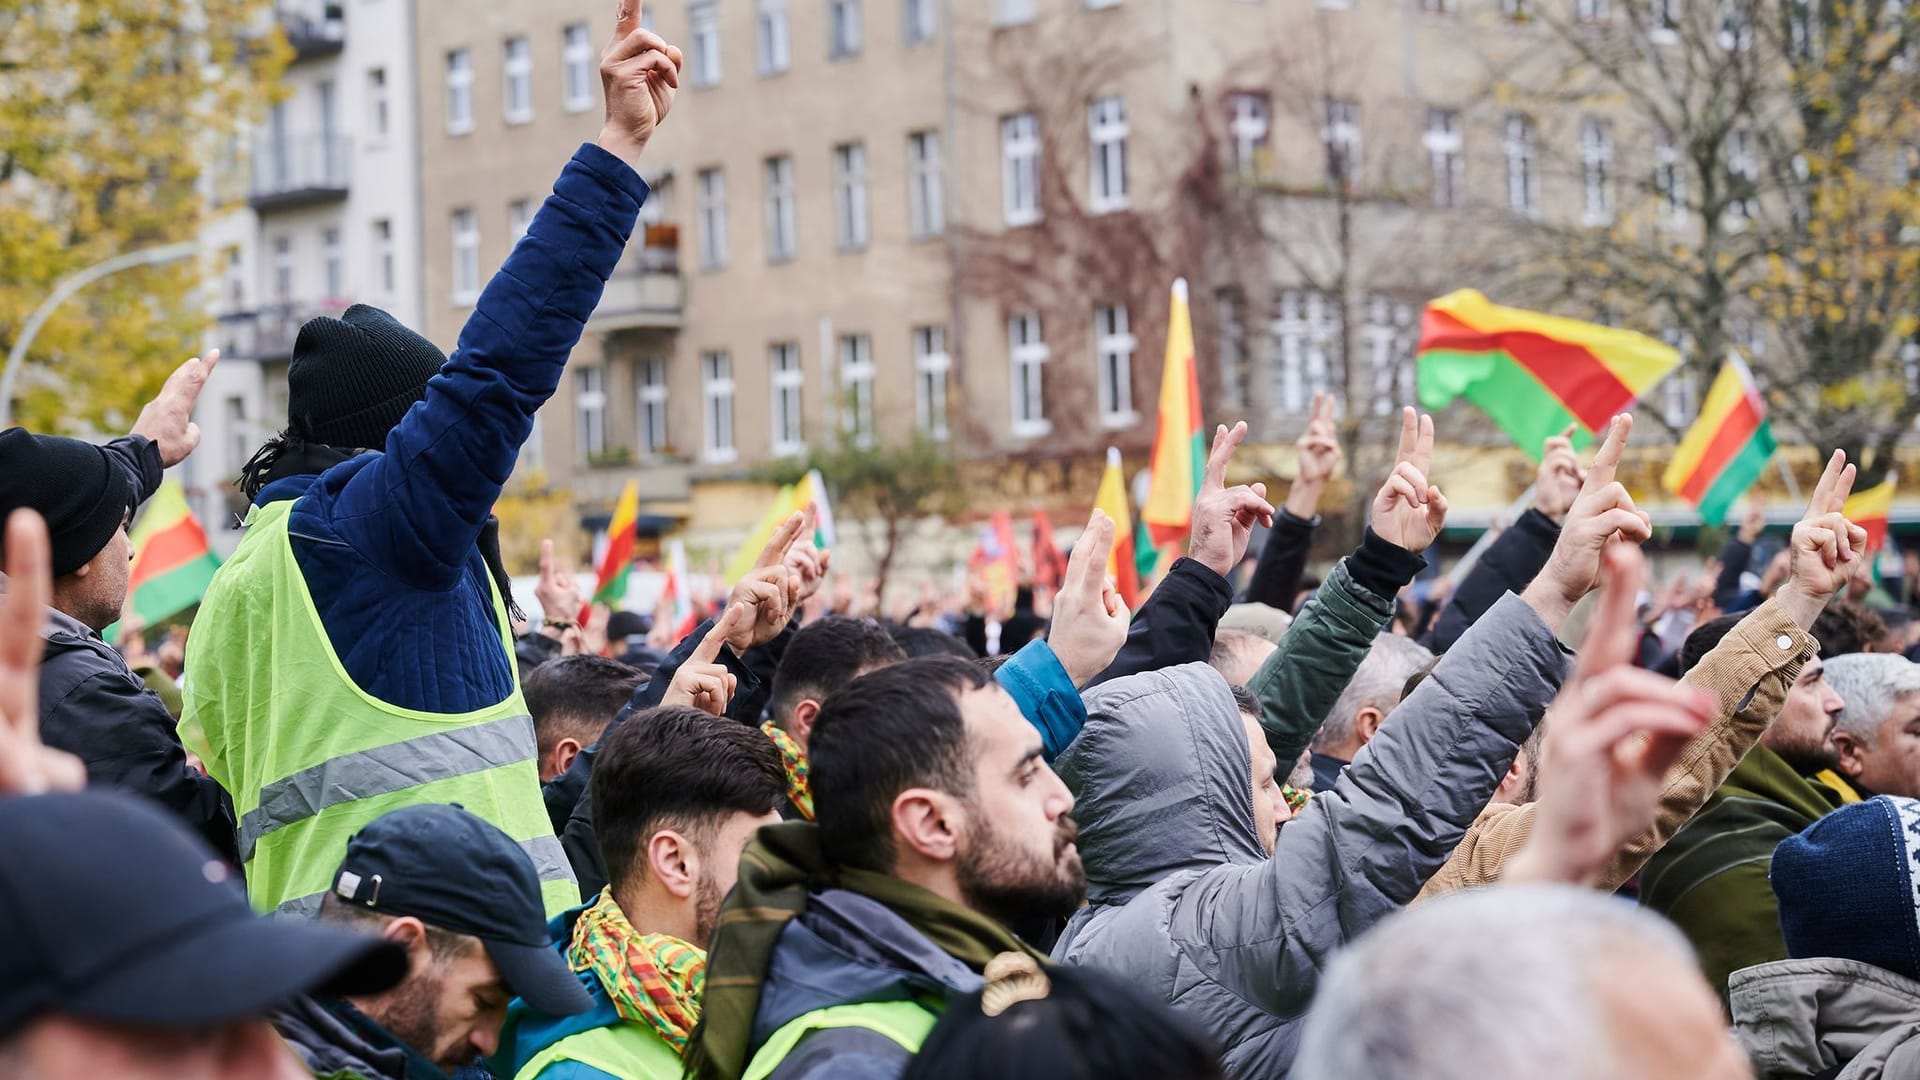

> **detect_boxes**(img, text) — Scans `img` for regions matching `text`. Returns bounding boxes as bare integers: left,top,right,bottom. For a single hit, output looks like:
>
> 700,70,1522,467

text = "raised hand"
1533,425,1585,524
1286,392,1343,520
663,603,745,716
784,503,832,606
1523,414,1652,630
0,511,86,796
726,510,806,652
1047,511,1132,687
1775,450,1871,629
1504,544,1714,886
1370,408,1449,554
534,539,583,633
1189,421,1276,578
1739,497,1768,545
597,1,684,163
131,349,219,468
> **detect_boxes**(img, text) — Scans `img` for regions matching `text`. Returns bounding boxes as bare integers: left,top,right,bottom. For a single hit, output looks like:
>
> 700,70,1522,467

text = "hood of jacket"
1059,662,1264,907
270,995,436,1080
1731,957,1920,1080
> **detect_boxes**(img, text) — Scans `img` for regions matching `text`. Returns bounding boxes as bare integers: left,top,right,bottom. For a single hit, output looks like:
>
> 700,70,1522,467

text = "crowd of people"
7,7,1920,1079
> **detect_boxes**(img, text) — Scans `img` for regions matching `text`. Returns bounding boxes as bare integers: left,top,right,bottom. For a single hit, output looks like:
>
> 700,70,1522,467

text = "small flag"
663,538,693,629
126,481,221,624
971,510,1020,616
1031,509,1066,594
586,479,640,616
802,469,837,549
1143,278,1206,547
1416,289,1680,460
723,482,800,583
1095,448,1143,609
1846,475,1898,555
1661,354,1778,526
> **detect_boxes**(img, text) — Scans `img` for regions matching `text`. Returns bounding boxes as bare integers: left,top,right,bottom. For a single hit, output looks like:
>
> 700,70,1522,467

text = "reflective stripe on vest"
741,1001,939,1080
513,1019,684,1080
183,499,576,917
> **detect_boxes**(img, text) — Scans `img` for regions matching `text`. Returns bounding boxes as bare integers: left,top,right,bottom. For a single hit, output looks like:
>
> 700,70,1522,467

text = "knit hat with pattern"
1771,795,1920,981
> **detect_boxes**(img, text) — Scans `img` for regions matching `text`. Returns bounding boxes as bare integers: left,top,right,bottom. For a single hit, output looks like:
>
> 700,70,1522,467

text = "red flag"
1031,509,1067,594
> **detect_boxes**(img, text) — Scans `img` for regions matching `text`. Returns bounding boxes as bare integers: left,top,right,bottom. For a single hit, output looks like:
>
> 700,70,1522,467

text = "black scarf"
238,434,523,623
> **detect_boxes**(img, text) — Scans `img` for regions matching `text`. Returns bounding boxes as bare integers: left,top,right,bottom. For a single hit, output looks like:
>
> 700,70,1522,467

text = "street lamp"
0,240,201,429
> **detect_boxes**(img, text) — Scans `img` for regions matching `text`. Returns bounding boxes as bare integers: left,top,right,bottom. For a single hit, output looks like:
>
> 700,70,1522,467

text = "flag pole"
1447,485,1535,585
1772,455,1802,505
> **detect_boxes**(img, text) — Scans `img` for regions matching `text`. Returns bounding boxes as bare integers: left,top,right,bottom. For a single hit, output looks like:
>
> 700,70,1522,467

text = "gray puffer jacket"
1052,593,1569,1079
1731,958,1920,1079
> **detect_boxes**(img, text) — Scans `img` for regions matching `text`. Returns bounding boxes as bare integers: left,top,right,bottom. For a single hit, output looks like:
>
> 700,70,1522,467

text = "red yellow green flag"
722,470,834,584
1661,355,1777,527
126,481,221,624
1142,278,1205,547
1845,475,1898,555
1096,447,1143,609
588,479,641,609
1417,289,1680,460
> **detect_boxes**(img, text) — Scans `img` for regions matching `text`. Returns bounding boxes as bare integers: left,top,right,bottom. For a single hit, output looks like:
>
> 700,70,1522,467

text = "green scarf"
569,888,705,1054
685,822,1048,1080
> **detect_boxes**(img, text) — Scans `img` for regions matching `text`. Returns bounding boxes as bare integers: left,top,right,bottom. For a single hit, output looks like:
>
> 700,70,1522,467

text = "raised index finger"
1204,422,1246,492
1576,542,1648,680
1809,449,1846,514
1412,413,1435,475
0,511,51,695
614,0,642,42
1395,406,1417,464
1583,414,1632,491
692,602,745,664
755,511,807,570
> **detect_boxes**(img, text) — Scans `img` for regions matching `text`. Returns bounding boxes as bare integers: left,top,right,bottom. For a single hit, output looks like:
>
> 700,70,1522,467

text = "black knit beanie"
286,305,446,451
0,429,134,577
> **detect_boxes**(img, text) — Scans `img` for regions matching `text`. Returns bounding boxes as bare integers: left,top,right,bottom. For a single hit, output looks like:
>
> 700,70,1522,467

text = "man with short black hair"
768,617,909,749
498,706,786,1078
524,656,644,784
274,805,594,1079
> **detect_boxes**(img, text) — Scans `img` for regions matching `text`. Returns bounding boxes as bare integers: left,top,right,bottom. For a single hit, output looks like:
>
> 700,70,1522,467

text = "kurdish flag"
1845,475,1898,555
1142,278,1205,547
1096,447,1144,609
587,479,641,612
125,481,220,624
722,470,835,583
1661,355,1777,526
1417,290,1680,460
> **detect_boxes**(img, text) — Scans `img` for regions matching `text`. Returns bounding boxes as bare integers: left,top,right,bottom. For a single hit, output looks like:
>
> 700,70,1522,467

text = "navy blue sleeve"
1088,558,1234,687
1427,508,1559,654
325,145,651,587
1242,509,1317,609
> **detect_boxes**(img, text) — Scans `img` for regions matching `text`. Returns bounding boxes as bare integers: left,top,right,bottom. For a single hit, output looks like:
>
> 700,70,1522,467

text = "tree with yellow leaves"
0,1,287,433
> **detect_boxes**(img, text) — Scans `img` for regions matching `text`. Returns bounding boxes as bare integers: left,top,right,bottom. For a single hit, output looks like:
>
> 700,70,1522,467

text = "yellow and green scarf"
568,889,705,1054
761,721,814,820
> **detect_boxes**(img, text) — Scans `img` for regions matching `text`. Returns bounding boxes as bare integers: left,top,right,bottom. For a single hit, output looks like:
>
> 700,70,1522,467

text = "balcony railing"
251,135,351,212
590,224,685,331
217,301,352,362
279,3,344,60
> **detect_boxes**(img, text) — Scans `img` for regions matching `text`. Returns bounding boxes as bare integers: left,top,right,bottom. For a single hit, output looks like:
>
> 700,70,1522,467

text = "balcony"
251,135,351,212
589,224,684,332
279,3,345,61
217,301,351,362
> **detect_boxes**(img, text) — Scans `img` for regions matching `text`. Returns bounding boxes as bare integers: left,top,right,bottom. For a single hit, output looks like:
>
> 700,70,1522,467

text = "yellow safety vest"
515,1019,684,1079
741,1000,939,1080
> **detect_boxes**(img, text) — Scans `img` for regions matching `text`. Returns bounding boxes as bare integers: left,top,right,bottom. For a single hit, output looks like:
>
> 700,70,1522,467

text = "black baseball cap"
331,804,592,1016
0,791,408,1038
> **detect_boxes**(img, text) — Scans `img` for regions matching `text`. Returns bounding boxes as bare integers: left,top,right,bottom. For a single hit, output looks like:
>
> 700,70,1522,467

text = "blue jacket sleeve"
326,144,651,587
994,640,1087,762
1088,558,1234,687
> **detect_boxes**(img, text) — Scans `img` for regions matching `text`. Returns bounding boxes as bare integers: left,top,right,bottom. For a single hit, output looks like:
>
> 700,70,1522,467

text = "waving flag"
1031,509,1067,594
1846,475,1898,555
1095,448,1143,609
1143,278,1205,546
1662,355,1777,526
586,479,640,615
126,481,221,623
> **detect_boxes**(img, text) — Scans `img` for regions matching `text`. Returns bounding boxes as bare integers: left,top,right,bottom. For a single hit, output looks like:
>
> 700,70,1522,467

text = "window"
1727,128,1757,221
839,334,875,445
563,23,594,111
510,198,533,244
697,167,728,269
1272,290,1338,415
690,2,721,87
1502,0,1530,18
996,0,1035,24
908,131,944,238
638,357,669,454
1009,312,1050,437
372,219,395,296
271,235,293,305
504,36,533,124
1424,108,1463,208
1228,93,1271,177
1089,96,1130,212
1216,289,1253,411
829,0,862,58
1318,0,1351,10
1656,134,1687,227
1095,303,1137,428
1087,0,1122,8
321,226,343,298
576,363,607,459
451,208,480,303
758,0,791,74
904,0,936,42
834,142,870,250
1002,113,1042,226
445,48,473,134
226,396,249,474
1576,0,1609,22
701,351,736,462
1581,119,1614,225
1505,114,1539,215
1323,98,1360,184
368,68,390,141
1650,0,1679,42
913,326,950,439
1363,298,1417,416
764,156,797,261
770,342,804,455
1419,0,1457,13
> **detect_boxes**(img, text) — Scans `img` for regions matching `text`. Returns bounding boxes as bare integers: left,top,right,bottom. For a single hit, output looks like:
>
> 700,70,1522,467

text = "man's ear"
381,915,433,976
646,829,696,900
1493,757,1527,803
789,700,822,748
891,788,962,864
1353,706,1387,748
552,737,584,780
1833,731,1869,779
